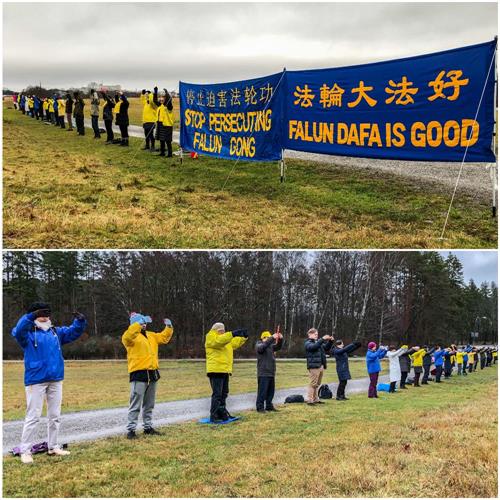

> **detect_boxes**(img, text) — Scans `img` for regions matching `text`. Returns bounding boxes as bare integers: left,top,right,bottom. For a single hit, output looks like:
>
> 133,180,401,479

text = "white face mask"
35,320,52,331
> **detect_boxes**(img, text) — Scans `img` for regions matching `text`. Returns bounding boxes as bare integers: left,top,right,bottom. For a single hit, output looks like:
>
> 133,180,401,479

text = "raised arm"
154,325,174,345
273,337,283,352
11,313,36,349
305,339,325,352
231,333,247,350
256,337,274,354
205,331,233,349
55,314,87,345
122,321,143,347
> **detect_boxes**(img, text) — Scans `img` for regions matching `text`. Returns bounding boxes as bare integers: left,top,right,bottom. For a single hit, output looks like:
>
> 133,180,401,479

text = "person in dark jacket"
11,302,86,464
114,92,130,146
255,329,283,412
398,346,416,389
304,328,333,405
101,92,115,144
65,94,74,131
421,346,436,384
73,92,85,136
331,339,362,400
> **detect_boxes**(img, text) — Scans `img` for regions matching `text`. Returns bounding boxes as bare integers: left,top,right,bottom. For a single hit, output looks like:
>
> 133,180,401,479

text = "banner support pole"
180,147,184,166
491,36,498,218
280,67,287,184
280,149,285,183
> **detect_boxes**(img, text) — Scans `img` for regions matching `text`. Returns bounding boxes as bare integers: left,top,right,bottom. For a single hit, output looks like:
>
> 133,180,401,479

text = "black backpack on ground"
319,384,333,399
284,394,305,403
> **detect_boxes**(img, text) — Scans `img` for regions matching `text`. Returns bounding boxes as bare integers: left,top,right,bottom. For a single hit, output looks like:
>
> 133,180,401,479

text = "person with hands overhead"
205,323,248,423
331,338,362,400
114,91,130,146
255,327,283,413
101,92,115,144
122,313,174,439
11,303,87,464
304,328,334,405
141,88,158,151
366,342,387,398
154,88,175,157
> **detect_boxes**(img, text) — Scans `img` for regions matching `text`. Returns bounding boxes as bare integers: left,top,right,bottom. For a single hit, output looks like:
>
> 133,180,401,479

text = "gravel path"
84,120,495,201
3,374,387,454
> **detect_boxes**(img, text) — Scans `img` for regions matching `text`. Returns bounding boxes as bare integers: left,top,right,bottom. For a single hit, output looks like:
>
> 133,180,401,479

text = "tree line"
3,251,497,359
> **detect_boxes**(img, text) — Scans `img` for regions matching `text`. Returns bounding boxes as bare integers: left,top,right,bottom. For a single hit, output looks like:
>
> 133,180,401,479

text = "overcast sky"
438,251,497,285
3,2,497,91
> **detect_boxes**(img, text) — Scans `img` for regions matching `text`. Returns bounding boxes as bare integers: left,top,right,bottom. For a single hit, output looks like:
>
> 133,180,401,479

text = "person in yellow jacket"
455,349,465,376
57,96,66,128
47,98,55,124
205,322,248,423
154,88,175,157
410,346,426,386
42,99,49,122
467,349,475,373
122,312,174,439
140,88,158,151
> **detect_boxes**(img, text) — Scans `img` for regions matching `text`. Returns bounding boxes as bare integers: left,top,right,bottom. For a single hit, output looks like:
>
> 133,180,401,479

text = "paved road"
84,119,494,200
3,374,387,454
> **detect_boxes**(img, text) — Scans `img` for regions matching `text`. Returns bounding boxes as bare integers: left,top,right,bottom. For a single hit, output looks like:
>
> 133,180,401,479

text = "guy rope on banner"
440,37,497,240
221,69,287,190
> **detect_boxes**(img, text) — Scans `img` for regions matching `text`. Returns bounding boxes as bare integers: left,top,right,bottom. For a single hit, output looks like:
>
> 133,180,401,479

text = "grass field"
3,366,497,497
3,106,497,249
3,358,381,421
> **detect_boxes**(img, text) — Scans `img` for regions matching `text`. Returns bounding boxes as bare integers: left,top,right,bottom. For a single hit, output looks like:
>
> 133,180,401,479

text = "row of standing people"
10,305,497,463
12,88,175,156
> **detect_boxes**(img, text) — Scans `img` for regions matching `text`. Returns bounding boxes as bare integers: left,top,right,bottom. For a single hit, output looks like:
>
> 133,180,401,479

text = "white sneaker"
48,448,70,456
20,453,33,464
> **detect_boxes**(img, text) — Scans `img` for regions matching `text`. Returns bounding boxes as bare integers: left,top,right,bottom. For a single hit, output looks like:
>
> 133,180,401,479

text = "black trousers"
91,115,100,137
435,365,443,382
143,122,155,149
208,373,229,419
337,379,347,398
104,120,114,142
474,360,479,371
53,110,59,125
256,376,275,410
389,381,397,392
422,365,431,383
75,115,85,135
58,115,65,128
400,371,408,388
413,371,421,386
160,140,173,157
481,358,486,369
468,363,473,373
119,123,129,139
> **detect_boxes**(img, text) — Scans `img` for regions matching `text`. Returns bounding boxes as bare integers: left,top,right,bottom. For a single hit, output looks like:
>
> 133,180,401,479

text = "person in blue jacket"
11,302,86,464
433,345,446,383
331,339,362,401
366,341,387,398
33,96,41,120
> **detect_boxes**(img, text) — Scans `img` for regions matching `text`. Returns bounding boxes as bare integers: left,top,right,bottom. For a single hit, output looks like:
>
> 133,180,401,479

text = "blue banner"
284,40,496,162
180,72,284,161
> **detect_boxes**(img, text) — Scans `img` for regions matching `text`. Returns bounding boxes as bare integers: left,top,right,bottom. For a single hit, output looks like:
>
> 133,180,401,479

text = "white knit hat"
211,322,225,333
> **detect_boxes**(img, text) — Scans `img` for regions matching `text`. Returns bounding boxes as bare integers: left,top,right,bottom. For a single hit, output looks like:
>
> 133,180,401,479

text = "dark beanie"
27,302,51,314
